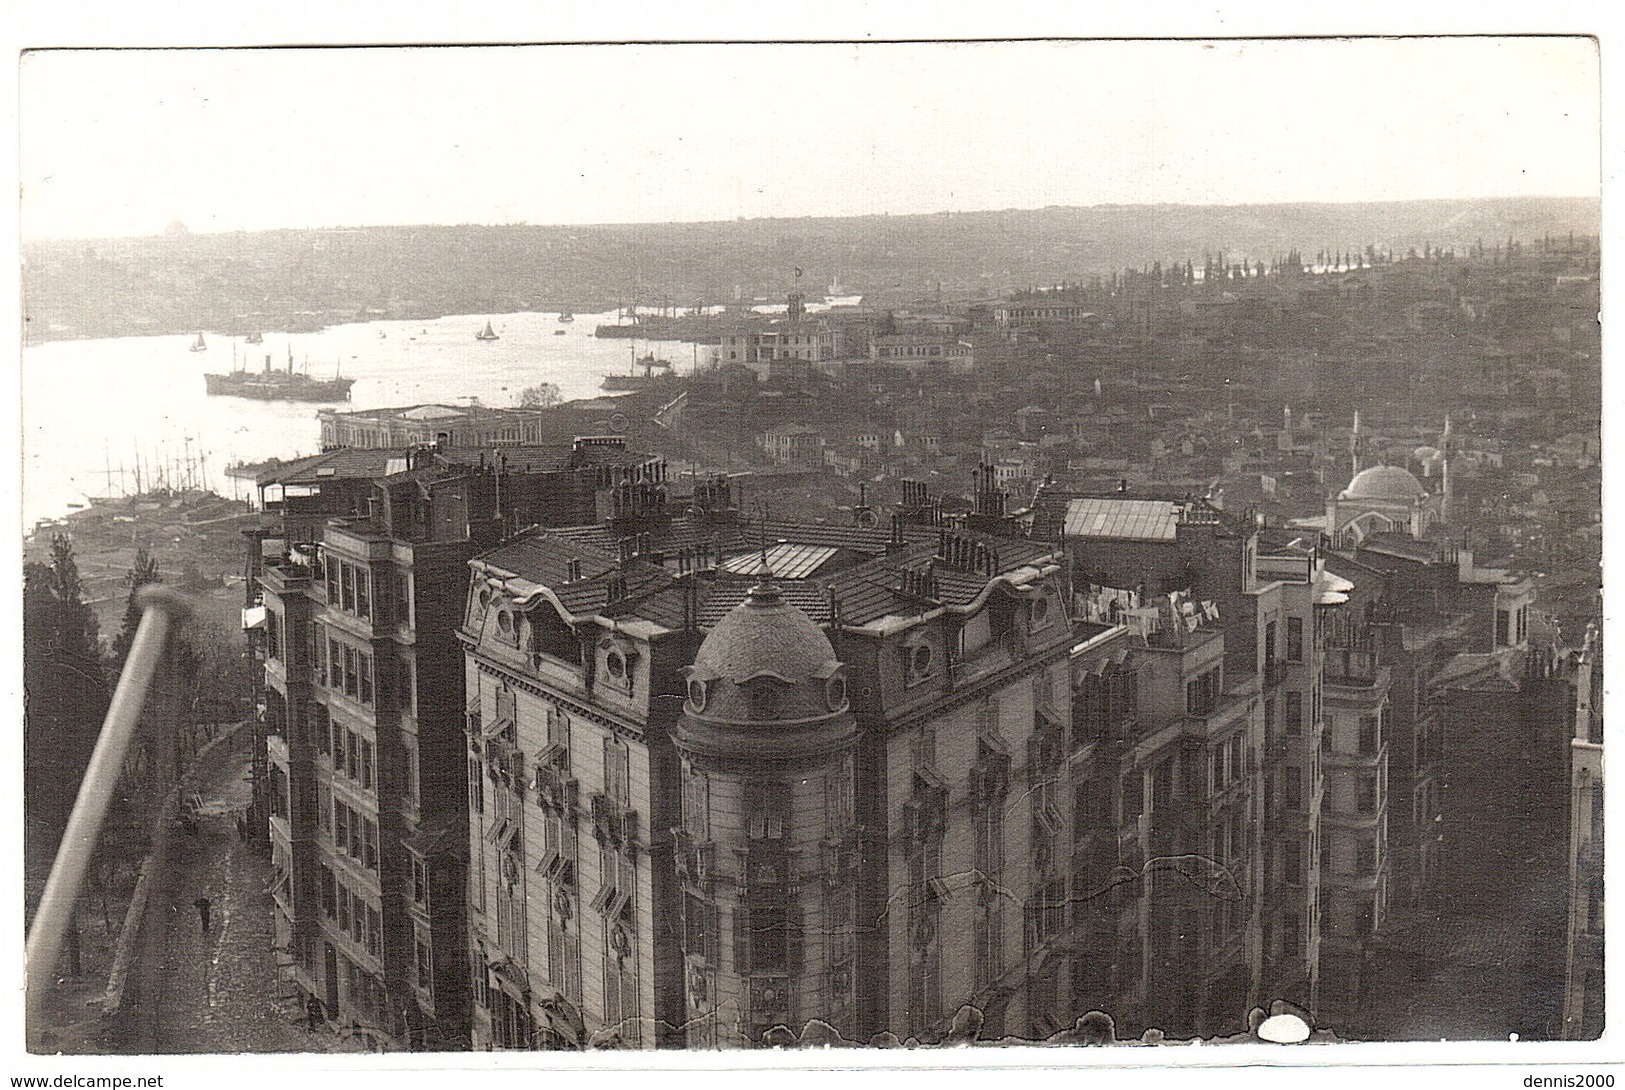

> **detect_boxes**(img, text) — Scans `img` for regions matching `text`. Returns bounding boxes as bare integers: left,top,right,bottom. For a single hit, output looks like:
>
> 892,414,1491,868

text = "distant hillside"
22,196,1600,341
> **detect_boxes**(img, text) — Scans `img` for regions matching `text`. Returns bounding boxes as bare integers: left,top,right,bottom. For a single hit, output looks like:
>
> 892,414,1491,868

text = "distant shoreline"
21,303,622,348
23,196,1598,346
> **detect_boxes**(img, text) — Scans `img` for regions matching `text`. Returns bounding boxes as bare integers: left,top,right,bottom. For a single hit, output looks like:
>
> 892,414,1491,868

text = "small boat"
476,320,500,342
245,331,263,345
601,351,675,389
554,329,566,336
558,309,575,323
189,332,207,352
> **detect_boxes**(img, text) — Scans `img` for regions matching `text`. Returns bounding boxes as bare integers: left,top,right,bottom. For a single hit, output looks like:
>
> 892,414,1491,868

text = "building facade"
318,404,557,450
1562,624,1603,1039
251,435,664,1050
457,478,1097,1046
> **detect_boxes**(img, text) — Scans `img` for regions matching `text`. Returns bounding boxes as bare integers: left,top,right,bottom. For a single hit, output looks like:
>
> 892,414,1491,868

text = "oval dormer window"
478,587,493,609
688,679,708,712
826,675,847,711
1031,595,1050,627
496,610,514,635
908,643,933,680
606,650,626,679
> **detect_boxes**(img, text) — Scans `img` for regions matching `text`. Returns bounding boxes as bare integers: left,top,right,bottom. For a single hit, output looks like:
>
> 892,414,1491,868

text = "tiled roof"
397,405,467,421
695,580,833,627
433,444,574,473
554,563,674,616
257,448,409,486
545,517,753,556
478,528,622,585
474,518,1054,630
748,521,931,553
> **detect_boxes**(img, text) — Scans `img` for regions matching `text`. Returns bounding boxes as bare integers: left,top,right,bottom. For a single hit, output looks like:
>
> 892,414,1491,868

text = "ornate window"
735,889,798,976
682,765,711,841
824,757,853,832
745,783,789,841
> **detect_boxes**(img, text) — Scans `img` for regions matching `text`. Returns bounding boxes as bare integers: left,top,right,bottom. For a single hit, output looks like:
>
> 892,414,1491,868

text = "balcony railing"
533,766,578,815
591,794,639,849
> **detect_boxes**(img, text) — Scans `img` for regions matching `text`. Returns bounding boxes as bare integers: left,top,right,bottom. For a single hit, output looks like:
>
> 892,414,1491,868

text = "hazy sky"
19,38,1601,239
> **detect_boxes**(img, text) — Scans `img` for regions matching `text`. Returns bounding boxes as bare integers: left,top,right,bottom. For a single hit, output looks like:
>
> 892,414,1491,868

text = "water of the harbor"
20,309,720,529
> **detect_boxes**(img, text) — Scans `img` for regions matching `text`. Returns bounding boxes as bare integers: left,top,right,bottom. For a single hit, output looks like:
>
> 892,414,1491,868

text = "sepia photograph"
11,15,1610,1081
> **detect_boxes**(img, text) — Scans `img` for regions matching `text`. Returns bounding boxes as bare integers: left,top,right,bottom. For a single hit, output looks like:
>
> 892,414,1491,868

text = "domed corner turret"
670,580,864,1045
676,581,855,761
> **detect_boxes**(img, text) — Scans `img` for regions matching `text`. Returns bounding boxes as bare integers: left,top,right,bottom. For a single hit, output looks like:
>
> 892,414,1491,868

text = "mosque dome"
1340,464,1427,503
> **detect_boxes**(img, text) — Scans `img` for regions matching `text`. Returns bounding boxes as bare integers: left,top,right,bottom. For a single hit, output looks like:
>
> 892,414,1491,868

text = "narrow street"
137,732,364,1055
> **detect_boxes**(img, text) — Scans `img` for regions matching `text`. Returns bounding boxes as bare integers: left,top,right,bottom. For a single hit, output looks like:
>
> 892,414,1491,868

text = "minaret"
1350,410,1365,477
1440,443,1452,526
1439,413,1454,526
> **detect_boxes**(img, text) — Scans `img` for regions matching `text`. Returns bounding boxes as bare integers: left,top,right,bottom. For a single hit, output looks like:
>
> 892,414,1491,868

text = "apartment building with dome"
457,475,1089,1047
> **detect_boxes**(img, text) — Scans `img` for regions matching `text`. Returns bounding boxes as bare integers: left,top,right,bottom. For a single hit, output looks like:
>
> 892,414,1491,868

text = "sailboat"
189,332,208,352
558,309,574,323
476,320,500,342
245,331,263,345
